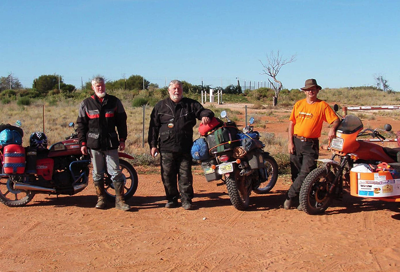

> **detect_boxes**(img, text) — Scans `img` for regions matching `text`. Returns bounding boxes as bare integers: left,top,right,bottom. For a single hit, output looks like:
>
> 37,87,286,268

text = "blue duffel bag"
191,138,210,161
0,127,23,146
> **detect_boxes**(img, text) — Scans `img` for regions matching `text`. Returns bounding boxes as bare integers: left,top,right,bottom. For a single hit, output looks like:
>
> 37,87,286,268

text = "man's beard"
97,92,106,98
172,94,183,101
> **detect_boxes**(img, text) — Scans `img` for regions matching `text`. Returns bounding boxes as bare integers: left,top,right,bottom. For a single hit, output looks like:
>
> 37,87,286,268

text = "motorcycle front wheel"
0,176,35,207
225,171,250,211
104,159,139,201
253,154,278,194
299,167,335,215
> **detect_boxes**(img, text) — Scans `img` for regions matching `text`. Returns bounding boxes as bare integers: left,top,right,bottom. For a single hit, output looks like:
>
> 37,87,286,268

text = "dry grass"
0,100,154,166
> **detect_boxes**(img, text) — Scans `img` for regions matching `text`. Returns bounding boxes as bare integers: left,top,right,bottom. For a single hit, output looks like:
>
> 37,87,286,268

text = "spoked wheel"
225,171,250,211
0,176,35,207
104,159,138,201
299,167,335,215
253,154,278,194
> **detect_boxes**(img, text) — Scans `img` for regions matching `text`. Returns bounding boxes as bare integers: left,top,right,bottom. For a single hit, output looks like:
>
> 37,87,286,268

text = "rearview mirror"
333,104,339,112
249,117,254,125
220,110,227,119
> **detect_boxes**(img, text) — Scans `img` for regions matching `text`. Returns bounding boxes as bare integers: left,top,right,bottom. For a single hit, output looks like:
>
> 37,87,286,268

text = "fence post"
245,105,248,127
142,105,145,148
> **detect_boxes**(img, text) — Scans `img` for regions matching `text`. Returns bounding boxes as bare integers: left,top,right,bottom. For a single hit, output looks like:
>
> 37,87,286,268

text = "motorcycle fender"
316,159,340,166
118,152,134,160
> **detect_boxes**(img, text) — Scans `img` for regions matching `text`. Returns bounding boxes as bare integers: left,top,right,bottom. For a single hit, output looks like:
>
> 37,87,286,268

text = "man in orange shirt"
284,79,340,210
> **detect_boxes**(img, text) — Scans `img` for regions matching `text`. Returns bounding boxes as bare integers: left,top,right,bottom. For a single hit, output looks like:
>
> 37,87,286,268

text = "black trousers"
288,137,319,199
160,152,194,203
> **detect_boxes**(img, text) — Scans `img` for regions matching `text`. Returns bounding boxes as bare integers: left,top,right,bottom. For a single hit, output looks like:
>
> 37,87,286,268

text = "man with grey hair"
148,80,214,210
77,76,130,211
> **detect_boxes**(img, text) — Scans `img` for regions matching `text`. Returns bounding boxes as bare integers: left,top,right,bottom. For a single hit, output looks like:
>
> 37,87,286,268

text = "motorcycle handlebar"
66,132,78,140
359,129,386,141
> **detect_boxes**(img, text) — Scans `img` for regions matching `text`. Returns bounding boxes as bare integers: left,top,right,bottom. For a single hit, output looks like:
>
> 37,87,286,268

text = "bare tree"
0,73,23,91
260,51,296,106
375,75,392,93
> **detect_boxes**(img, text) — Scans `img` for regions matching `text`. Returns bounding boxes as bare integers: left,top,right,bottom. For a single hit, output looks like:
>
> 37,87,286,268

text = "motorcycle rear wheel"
299,167,335,215
225,171,250,211
104,159,138,201
0,177,35,207
253,154,278,194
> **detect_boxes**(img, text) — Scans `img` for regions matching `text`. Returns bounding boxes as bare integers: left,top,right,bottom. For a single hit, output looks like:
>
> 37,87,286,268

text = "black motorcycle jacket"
77,94,127,151
148,97,214,153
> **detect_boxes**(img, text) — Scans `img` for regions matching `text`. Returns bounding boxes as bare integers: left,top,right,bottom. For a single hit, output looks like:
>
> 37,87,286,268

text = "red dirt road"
1,173,400,272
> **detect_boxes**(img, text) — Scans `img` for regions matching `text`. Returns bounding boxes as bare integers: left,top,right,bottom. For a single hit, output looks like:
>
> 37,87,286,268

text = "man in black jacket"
148,80,214,210
76,76,130,211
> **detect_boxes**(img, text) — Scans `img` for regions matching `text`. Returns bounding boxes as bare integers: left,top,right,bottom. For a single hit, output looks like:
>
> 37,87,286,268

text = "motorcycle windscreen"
337,115,363,134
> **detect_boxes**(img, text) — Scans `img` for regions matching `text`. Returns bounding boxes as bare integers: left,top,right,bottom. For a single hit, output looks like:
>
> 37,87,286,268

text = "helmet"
29,132,48,150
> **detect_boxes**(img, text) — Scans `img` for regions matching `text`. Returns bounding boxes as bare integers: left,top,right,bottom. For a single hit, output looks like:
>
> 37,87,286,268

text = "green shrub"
132,97,148,107
273,153,291,174
147,97,159,107
0,89,17,98
280,89,290,96
134,152,159,166
1,98,11,104
17,97,31,106
48,97,58,106
18,89,41,98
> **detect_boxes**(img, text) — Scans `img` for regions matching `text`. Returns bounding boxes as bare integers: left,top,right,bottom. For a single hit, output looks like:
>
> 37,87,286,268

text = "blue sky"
1,0,399,91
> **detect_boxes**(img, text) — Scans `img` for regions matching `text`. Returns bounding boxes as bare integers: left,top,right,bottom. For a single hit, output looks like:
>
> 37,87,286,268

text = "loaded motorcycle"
299,105,400,215
0,122,138,207
192,111,278,210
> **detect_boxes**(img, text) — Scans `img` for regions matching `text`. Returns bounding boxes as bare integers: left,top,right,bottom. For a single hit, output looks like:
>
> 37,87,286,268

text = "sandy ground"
1,174,400,272
1,103,400,272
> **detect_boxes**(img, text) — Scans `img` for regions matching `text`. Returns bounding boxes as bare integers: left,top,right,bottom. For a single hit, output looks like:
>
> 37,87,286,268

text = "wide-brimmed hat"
301,79,322,91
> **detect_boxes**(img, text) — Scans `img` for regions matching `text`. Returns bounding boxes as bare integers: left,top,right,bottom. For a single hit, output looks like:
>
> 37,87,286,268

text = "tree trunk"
273,96,278,106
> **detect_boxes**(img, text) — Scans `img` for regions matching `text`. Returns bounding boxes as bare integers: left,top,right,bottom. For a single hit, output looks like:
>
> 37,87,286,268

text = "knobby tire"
225,174,250,211
299,167,334,215
253,154,278,194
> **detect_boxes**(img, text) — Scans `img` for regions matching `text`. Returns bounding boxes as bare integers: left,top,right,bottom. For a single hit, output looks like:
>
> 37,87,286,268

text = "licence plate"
203,167,215,175
218,162,234,174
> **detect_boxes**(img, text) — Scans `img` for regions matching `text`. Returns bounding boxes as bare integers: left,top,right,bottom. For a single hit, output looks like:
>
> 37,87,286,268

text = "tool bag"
206,123,240,154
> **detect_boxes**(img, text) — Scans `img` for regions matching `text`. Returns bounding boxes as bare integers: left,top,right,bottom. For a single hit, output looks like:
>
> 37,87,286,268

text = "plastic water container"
3,144,26,174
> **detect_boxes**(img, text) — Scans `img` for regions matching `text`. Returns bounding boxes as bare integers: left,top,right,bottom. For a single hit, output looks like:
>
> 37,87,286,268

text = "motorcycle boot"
283,198,292,210
114,181,130,211
94,181,107,209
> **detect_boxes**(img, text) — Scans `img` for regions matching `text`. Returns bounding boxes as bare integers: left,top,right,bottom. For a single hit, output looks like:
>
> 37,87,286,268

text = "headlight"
330,137,344,151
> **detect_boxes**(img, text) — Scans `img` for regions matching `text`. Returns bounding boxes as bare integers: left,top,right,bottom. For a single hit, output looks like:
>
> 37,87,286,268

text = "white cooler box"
350,164,400,198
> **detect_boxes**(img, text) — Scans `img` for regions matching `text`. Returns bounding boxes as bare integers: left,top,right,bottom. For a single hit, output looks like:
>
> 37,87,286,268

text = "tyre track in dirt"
191,210,244,258
1,173,400,271
0,220,41,255
186,210,245,271
360,207,400,272
363,211,384,271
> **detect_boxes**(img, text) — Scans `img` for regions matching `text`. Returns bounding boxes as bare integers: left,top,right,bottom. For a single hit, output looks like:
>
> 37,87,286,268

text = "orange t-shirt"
290,99,338,138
